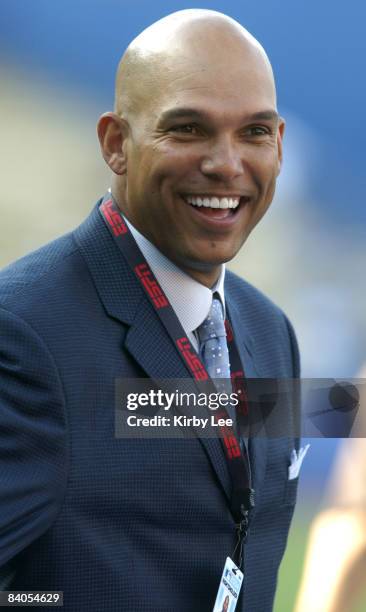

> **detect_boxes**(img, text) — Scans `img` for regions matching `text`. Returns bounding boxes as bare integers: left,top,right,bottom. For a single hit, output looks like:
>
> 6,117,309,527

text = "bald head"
115,9,276,120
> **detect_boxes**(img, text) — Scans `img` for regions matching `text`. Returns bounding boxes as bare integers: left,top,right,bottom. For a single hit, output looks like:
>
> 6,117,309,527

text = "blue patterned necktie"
197,293,243,440
196,294,238,429
196,294,231,389
197,294,245,447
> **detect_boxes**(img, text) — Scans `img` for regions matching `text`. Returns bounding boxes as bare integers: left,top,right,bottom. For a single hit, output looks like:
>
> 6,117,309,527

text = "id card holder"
212,556,244,612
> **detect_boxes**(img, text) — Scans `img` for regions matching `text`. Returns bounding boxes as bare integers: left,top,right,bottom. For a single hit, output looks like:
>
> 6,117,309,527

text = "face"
115,37,284,285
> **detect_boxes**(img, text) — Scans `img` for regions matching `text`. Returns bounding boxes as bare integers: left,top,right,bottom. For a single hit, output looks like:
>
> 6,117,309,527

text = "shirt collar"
123,216,226,335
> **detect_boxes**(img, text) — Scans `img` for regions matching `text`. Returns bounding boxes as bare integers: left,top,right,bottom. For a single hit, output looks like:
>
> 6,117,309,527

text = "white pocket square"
288,444,310,480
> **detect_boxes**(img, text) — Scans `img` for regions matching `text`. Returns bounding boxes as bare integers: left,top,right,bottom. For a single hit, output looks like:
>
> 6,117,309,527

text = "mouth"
181,194,250,223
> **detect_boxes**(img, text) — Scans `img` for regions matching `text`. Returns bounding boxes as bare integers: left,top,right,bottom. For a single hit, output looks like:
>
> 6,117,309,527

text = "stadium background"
1,2,365,609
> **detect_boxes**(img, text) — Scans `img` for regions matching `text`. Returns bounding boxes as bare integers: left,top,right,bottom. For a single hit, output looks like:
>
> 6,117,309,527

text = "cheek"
150,141,198,178
126,150,158,201
251,149,280,195
253,145,279,173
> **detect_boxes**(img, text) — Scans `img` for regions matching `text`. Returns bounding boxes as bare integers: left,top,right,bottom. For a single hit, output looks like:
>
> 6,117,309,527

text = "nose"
200,136,244,181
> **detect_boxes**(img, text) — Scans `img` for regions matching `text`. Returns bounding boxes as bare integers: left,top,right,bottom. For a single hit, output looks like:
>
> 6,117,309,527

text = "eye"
246,125,272,136
170,124,200,135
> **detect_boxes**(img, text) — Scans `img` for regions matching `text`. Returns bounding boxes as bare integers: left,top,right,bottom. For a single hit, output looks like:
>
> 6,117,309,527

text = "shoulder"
0,232,77,305
0,217,101,331
225,269,286,323
225,269,300,377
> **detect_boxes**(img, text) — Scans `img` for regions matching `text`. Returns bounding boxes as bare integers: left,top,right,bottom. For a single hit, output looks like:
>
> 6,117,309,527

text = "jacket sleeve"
0,306,68,568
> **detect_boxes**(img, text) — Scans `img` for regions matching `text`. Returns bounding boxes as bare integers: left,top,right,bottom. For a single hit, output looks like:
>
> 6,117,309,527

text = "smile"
181,193,250,225
184,195,240,209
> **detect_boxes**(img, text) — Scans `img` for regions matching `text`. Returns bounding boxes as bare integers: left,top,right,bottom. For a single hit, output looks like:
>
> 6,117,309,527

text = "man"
0,9,300,612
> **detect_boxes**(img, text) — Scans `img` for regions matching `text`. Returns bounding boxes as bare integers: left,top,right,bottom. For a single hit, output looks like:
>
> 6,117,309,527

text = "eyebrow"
158,107,280,124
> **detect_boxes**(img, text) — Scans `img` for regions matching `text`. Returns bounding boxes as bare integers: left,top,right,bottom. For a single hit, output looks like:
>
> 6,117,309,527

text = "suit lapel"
74,201,143,327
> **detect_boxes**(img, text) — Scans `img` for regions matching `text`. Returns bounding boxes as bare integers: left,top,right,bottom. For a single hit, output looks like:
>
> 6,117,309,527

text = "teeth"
186,196,240,209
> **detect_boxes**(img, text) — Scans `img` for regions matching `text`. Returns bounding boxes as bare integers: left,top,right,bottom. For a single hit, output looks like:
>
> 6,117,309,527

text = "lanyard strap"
99,194,254,554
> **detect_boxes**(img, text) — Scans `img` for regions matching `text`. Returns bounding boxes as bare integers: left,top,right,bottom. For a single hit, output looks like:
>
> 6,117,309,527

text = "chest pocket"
284,475,299,506
258,438,299,509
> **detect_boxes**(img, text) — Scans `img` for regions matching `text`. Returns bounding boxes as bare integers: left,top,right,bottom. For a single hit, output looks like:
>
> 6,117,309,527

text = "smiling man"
0,10,300,612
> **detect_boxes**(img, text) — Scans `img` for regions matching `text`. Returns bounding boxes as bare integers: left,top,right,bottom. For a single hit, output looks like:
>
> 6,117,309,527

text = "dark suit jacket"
0,202,300,611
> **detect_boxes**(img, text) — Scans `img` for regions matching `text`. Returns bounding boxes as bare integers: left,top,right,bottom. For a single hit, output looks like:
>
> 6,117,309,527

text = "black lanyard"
99,193,255,566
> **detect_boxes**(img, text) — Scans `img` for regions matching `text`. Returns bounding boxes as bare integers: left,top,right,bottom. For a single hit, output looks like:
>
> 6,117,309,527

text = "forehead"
151,47,276,122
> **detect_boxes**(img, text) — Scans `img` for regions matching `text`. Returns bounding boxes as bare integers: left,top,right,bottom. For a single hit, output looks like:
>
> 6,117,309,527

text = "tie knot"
196,296,226,344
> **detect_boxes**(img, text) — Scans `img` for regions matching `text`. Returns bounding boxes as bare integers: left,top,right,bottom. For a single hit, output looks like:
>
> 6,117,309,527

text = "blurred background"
1,1,365,610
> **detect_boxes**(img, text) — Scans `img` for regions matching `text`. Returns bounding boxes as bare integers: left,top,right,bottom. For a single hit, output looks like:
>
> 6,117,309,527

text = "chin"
205,245,244,265
188,251,237,269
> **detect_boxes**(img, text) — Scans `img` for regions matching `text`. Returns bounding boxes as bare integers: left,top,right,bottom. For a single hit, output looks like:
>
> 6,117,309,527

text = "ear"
276,117,285,175
97,112,129,175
